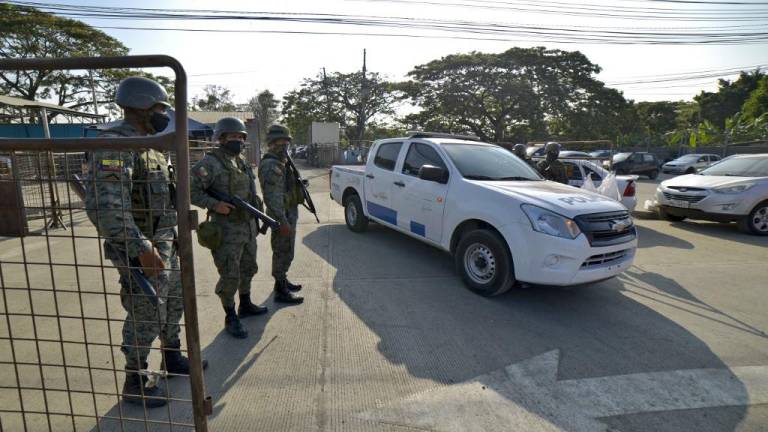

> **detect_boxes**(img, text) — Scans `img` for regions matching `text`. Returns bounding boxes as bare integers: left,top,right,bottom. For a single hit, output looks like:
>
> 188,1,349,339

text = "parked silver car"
662,153,721,175
656,154,768,235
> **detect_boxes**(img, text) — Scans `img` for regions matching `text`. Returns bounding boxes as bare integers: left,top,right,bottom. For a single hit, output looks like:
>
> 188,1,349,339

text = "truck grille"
581,249,631,269
574,211,636,247
662,192,705,203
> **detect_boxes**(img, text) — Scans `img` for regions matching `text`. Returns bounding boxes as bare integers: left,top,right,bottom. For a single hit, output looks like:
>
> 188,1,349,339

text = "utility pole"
88,69,101,118
322,67,331,121
358,49,369,144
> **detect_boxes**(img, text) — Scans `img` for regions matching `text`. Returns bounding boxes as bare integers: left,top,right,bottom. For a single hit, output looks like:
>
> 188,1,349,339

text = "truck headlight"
521,204,581,239
713,183,754,194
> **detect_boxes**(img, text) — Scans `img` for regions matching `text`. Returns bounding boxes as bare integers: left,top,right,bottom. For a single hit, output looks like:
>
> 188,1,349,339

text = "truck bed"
333,165,366,175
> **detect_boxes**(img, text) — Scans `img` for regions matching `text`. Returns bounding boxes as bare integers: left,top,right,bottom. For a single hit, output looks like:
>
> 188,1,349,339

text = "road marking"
358,350,768,432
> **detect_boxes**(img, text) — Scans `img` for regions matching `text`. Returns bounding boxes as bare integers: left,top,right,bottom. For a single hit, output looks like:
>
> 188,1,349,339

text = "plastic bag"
581,173,598,193
597,172,621,201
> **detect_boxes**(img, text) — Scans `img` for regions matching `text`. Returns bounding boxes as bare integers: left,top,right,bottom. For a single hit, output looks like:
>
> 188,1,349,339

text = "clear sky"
37,0,768,105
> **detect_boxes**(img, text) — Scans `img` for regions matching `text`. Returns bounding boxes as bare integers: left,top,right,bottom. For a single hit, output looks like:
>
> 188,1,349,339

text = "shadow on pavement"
303,223,748,432
669,220,768,247
635,225,694,249
89,299,273,431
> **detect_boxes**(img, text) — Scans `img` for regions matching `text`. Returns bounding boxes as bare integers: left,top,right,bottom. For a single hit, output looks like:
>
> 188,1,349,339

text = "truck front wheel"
455,229,515,297
344,193,368,233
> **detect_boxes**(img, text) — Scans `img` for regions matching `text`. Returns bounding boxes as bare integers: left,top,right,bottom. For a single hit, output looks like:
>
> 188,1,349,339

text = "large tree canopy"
281,70,396,144
0,4,173,119
400,47,628,143
694,70,765,129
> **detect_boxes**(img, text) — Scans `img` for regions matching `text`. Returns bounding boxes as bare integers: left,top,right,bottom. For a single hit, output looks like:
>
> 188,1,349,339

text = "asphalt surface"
0,167,766,431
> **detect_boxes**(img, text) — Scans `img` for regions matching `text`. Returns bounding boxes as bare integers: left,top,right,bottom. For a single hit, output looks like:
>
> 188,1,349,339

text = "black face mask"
222,140,243,154
546,151,559,162
149,111,170,133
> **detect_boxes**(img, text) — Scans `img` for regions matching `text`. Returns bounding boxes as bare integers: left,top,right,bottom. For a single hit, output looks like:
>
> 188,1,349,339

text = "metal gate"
0,56,209,431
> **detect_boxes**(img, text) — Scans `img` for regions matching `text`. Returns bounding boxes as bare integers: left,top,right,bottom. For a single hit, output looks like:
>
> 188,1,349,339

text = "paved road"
1,166,766,431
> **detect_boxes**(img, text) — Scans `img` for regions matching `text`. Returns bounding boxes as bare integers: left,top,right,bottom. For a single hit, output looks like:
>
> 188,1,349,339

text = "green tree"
192,85,236,111
400,47,627,143
741,76,768,122
281,70,396,144
248,89,280,145
0,4,174,119
694,70,765,129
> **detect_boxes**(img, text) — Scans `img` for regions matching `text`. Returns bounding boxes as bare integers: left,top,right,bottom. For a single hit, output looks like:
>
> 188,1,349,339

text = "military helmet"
512,143,527,158
115,76,170,110
214,117,248,140
544,141,561,155
266,124,292,144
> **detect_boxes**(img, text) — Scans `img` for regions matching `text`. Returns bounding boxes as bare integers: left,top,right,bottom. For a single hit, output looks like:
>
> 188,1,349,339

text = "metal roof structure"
0,94,106,119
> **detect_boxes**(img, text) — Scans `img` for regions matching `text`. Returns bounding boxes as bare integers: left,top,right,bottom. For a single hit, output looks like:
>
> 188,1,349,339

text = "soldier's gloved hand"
278,223,292,238
214,201,235,215
138,248,165,278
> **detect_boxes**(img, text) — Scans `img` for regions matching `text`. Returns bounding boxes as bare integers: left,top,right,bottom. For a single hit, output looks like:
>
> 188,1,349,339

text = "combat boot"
224,306,248,338
122,371,167,408
285,280,302,292
274,279,304,304
162,345,209,376
238,294,268,317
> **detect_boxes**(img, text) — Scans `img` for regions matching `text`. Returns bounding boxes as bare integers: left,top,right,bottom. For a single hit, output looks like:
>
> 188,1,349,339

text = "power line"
9,1,768,45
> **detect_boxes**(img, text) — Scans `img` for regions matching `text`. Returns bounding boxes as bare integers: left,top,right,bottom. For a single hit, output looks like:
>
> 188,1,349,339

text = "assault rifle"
286,155,319,223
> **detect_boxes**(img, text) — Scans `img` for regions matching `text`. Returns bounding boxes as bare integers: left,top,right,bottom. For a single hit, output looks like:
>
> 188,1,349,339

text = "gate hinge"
189,210,199,231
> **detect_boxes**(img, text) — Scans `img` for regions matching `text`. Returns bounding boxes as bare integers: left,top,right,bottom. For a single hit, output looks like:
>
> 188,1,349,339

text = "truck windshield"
442,144,542,181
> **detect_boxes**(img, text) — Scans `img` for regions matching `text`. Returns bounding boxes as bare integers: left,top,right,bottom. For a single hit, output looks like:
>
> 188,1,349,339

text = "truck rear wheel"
344,193,368,233
455,229,515,297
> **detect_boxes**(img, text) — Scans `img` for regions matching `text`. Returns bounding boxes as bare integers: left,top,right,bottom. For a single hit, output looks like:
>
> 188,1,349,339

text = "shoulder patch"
195,165,210,178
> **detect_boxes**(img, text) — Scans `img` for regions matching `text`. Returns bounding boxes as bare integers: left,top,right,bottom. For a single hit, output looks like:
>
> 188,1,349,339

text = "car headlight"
521,204,581,239
713,183,755,194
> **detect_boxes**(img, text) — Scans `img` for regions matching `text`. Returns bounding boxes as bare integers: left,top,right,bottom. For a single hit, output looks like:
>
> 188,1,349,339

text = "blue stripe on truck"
367,201,397,225
410,221,425,237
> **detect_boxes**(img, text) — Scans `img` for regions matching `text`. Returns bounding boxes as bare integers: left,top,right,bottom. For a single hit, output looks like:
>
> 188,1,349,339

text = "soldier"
258,125,304,304
512,143,538,170
85,77,207,408
190,117,268,339
537,141,569,184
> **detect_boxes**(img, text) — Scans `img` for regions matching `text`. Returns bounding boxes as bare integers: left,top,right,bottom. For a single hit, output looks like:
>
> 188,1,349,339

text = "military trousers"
212,235,258,308
108,229,183,372
270,207,299,281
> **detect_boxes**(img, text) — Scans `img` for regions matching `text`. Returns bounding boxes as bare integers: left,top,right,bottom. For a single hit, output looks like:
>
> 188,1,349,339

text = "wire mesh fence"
0,55,209,432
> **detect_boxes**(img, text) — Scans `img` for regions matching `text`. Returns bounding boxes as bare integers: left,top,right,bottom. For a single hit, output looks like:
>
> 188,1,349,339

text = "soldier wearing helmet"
190,117,268,339
536,142,568,184
512,143,537,170
84,76,207,408
258,125,305,305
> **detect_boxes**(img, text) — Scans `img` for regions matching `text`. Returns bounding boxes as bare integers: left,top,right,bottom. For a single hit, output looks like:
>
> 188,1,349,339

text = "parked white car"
662,154,721,175
559,159,638,211
656,154,768,235
331,133,638,296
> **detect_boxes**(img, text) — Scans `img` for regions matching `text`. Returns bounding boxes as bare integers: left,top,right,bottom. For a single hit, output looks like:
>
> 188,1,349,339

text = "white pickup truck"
330,133,638,296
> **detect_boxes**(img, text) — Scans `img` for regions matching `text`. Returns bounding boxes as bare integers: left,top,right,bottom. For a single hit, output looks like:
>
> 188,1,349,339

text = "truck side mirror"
418,165,448,184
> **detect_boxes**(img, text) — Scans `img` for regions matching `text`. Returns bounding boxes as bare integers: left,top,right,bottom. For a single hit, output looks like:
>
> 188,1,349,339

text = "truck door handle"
394,181,405,187
366,174,375,179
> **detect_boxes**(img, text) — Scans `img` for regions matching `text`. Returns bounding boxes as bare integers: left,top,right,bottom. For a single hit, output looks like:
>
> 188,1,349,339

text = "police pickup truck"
330,133,637,296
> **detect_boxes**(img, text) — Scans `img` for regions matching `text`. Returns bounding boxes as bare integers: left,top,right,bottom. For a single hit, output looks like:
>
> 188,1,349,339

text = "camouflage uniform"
84,121,182,372
258,151,302,281
190,148,261,308
537,159,569,184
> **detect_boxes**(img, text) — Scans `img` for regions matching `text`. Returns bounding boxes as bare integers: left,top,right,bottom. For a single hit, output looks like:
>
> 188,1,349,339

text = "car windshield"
699,157,768,177
673,155,700,162
613,153,631,162
442,143,542,181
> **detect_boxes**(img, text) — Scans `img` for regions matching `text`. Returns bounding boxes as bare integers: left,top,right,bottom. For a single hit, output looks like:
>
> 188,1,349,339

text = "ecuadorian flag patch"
99,159,124,172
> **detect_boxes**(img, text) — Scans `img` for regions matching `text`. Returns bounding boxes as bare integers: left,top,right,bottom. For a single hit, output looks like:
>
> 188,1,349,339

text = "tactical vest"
97,123,176,235
261,153,303,208
209,149,254,224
